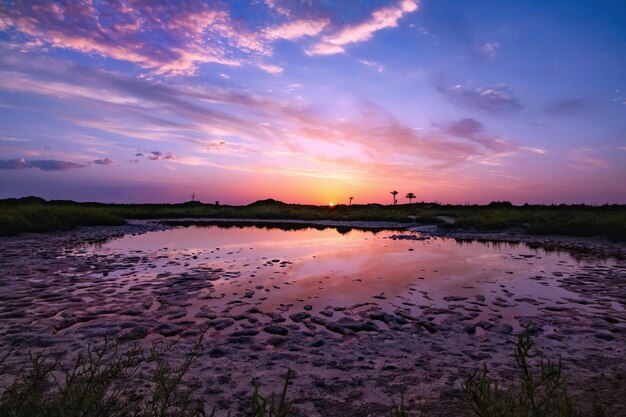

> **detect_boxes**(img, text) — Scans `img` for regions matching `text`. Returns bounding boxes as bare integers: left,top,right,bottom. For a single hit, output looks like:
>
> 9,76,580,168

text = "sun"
328,202,335,207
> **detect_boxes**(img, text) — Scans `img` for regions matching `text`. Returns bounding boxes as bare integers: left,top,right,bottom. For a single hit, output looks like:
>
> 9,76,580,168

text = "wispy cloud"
0,0,418,76
567,149,610,170
307,0,418,56
480,41,499,58
264,19,329,40
543,97,595,116
0,49,545,185
434,81,522,114
357,59,385,72
0,158,87,171
145,151,176,161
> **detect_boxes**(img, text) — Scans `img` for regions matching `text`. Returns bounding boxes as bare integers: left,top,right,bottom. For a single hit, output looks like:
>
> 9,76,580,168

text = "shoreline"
1,219,625,416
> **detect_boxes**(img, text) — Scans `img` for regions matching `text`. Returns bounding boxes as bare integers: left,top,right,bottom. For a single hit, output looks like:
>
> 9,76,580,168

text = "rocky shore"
0,221,624,416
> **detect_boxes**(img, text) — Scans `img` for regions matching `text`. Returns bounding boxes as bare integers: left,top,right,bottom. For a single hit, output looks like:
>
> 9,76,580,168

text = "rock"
231,329,259,337
211,318,235,330
122,307,144,316
325,322,350,335
493,324,514,335
303,305,313,311
209,348,226,358
311,340,325,348
156,323,182,337
267,336,286,346
319,310,334,317
264,325,289,336
326,318,378,334
119,325,148,341
289,312,311,323
310,316,328,326
594,332,615,341
463,324,477,335
267,312,286,323
29,336,56,348
443,296,468,302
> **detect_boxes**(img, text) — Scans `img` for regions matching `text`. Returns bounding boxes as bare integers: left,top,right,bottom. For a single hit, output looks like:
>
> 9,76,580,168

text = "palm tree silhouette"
391,190,399,205
349,196,354,205
405,192,415,204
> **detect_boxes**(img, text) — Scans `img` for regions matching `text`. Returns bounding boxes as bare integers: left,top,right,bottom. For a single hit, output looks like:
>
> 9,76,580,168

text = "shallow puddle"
73,224,614,328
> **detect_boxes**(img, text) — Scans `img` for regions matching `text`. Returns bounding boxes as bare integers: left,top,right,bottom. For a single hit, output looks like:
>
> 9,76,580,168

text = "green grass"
463,331,609,417
0,333,612,417
1,197,625,240
0,205,125,236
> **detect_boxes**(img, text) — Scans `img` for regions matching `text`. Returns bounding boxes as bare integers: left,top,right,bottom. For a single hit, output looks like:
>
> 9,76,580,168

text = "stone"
264,325,289,336
289,312,311,323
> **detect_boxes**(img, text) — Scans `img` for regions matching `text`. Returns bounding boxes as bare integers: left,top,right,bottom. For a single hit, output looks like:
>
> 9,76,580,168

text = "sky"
0,0,625,205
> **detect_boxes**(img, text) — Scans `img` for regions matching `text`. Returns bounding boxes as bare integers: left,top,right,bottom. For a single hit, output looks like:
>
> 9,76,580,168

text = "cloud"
444,118,484,138
480,41,499,58
0,50,543,183
0,0,419,76
567,149,610,170
434,81,522,114
307,0,419,55
305,43,345,56
145,151,176,161
93,158,114,165
0,158,31,169
258,63,283,74
264,19,328,40
543,97,595,116
443,118,547,156
0,158,87,171
357,59,384,72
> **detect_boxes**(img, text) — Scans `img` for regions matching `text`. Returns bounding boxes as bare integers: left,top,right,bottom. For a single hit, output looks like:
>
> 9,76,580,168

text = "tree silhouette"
405,192,415,204
390,190,399,205
349,196,354,205
191,192,196,202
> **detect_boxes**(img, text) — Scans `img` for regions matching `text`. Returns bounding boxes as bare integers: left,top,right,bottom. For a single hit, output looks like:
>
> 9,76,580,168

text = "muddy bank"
0,222,625,416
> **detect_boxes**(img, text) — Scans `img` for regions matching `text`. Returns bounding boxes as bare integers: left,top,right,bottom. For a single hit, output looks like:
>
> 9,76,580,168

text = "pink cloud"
307,0,418,55
567,149,610,170
257,62,283,74
264,19,329,40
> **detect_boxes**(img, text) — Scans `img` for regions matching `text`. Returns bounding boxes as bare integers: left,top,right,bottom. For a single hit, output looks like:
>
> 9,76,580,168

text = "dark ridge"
0,196,47,206
247,199,288,207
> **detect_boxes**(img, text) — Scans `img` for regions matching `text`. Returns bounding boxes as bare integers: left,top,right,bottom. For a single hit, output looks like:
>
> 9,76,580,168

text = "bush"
463,332,609,417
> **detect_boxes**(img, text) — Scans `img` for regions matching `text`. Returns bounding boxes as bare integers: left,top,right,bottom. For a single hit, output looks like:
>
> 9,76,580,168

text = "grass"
0,204,125,236
0,335,298,417
463,331,609,417
0,332,613,417
1,197,625,240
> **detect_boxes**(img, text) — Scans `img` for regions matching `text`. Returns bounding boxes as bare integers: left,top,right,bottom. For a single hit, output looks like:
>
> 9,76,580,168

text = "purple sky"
0,0,625,204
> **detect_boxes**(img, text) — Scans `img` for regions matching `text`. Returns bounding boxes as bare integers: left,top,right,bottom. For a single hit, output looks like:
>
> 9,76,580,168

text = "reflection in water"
79,225,612,328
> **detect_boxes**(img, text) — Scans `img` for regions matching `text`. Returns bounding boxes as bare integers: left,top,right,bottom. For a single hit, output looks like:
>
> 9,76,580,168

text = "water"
75,224,611,327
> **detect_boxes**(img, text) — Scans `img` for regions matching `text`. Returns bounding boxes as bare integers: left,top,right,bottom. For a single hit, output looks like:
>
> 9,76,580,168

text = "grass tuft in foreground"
0,337,206,417
463,331,609,417
0,332,614,416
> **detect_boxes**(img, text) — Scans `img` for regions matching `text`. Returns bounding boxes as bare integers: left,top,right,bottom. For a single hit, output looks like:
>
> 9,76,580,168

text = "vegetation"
391,190,399,205
1,197,625,240
0,333,611,417
463,332,609,417
0,203,125,236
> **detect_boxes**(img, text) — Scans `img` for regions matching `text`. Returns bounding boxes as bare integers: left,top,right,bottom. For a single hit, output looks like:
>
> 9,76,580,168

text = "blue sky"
0,0,624,204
